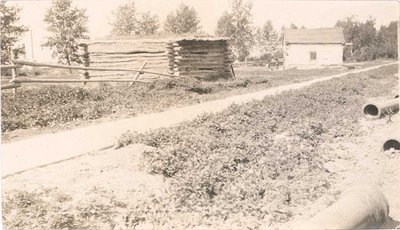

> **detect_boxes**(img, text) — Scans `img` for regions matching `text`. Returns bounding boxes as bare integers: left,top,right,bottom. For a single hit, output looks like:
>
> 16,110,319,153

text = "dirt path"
1,62,396,178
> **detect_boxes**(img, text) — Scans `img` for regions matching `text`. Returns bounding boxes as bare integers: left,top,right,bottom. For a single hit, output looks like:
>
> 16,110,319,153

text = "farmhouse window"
310,51,317,60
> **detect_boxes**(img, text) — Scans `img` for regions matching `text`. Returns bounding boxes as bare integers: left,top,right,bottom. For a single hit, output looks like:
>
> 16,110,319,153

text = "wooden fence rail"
1,65,22,70
1,59,177,93
11,78,152,84
12,60,176,78
1,83,21,90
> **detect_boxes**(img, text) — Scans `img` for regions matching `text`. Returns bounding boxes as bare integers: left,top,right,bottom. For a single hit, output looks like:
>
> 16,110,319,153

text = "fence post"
10,49,18,97
78,43,90,84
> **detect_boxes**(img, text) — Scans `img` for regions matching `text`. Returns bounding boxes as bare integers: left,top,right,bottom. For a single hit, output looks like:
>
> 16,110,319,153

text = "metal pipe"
363,98,399,119
297,184,389,229
383,138,400,151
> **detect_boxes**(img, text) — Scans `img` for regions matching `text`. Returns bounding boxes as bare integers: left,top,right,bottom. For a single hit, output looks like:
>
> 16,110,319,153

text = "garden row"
2,65,395,229
1,67,346,133
115,65,397,228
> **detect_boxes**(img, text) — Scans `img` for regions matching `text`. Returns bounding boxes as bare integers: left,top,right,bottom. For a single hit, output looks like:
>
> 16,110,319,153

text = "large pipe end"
363,103,381,119
383,139,400,151
296,184,389,229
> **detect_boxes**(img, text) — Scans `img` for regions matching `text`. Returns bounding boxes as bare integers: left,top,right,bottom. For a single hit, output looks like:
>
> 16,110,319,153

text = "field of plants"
2,65,397,229
1,66,351,134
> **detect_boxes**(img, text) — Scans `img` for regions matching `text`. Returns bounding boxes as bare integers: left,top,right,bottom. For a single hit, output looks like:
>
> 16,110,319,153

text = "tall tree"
215,0,254,61
335,16,381,61
110,0,137,36
377,21,397,59
43,0,89,65
254,20,279,61
136,11,159,35
110,1,159,36
0,3,28,64
164,3,200,34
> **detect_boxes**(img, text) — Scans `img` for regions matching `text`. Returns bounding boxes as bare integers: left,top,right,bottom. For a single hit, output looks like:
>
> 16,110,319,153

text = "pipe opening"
383,139,400,151
363,104,379,117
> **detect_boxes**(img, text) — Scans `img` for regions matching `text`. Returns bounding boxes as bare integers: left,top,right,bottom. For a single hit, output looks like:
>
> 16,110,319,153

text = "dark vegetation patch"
113,65,396,227
1,67,347,133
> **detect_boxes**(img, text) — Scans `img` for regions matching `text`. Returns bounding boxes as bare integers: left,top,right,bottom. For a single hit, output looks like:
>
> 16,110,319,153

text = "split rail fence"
1,59,178,94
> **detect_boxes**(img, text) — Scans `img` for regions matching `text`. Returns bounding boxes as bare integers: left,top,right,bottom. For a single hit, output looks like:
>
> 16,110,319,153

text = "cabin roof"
284,27,345,44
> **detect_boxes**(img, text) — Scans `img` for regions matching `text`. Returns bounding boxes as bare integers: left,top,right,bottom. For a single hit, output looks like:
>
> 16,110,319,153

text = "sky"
5,0,400,61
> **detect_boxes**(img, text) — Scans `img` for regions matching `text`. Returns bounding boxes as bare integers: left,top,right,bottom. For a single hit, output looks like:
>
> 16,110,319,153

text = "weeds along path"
1,62,396,177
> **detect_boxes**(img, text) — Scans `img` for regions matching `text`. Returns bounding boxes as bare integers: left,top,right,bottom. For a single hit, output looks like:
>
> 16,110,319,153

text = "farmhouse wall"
285,44,343,69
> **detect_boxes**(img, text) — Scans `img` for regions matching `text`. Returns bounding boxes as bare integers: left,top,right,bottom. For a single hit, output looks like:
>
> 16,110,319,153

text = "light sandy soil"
282,111,400,228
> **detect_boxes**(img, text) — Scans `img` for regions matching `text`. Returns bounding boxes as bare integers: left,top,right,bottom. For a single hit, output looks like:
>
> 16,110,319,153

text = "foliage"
2,188,134,229
1,67,350,133
43,0,89,65
215,0,254,61
376,21,397,59
254,20,281,62
136,11,159,35
114,65,396,227
0,3,28,64
110,1,159,36
110,0,137,36
336,16,397,61
164,3,200,34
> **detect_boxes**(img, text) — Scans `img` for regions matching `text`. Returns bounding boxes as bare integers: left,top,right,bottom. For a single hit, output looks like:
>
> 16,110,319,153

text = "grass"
1,65,350,133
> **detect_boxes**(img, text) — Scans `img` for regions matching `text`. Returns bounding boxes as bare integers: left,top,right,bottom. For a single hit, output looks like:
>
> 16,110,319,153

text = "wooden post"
78,43,90,84
230,64,236,79
128,61,147,88
10,49,18,97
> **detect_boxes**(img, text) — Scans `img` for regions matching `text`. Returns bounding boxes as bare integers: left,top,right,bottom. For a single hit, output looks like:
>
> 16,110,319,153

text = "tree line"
0,0,397,65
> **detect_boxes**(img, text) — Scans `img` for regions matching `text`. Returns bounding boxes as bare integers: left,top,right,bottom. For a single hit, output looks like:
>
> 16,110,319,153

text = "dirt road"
1,62,396,177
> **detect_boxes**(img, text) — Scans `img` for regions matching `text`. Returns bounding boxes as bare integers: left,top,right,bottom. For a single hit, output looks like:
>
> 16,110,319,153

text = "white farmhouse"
283,27,345,69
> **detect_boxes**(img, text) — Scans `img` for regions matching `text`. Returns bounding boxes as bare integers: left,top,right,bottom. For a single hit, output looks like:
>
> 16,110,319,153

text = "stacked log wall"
80,39,170,77
167,39,233,79
79,38,233,80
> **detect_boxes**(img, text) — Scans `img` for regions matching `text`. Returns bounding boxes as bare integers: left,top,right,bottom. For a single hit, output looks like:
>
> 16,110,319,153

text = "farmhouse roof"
284,27,345,44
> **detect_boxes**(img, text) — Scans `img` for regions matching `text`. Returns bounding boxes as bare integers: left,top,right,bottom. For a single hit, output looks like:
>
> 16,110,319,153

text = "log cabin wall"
79,37,233,80
167,38,234,80
80,39,170,77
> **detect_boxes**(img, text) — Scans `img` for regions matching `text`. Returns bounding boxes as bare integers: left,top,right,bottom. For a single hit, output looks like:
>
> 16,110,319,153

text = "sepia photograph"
0,0,399,229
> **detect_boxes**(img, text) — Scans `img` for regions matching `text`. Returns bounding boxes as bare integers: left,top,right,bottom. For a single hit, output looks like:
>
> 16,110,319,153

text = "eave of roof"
284,27,345,44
